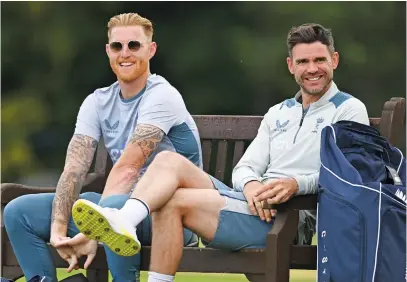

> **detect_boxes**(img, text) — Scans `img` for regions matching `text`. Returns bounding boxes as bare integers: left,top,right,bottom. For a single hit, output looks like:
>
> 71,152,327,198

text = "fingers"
280,193,292,203
66,255,78,273
56,233,87,248
84,252,96,269
50,236,70,248
263,208,272,222
254,200,266,220
270,209,277,217
68,233,88,246
57,246,75,259
54,240,71,248
253,183,271,196
255,181,284,202
266,190,286,205
248,198,258,216
255,189,278,202
253,181,277,198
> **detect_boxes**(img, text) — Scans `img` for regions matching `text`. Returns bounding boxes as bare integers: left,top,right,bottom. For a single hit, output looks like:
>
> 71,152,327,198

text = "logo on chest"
104,119,119,134
110,148,124,162
274,119,289,132
311,117,324,133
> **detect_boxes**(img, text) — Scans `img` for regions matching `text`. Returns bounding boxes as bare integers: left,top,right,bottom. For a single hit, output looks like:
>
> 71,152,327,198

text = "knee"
157,189,192,216
4,196,27,231
152,151,185,170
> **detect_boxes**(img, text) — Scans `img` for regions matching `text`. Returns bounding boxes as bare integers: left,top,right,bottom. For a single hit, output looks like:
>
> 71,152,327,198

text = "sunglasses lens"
128,41,141,51
110,42,122,52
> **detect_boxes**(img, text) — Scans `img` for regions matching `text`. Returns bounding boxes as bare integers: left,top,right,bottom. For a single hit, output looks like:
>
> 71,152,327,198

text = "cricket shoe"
72,199,140,256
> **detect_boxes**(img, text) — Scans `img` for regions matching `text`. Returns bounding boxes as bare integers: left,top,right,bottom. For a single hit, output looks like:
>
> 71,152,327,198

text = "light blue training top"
74,74,203,176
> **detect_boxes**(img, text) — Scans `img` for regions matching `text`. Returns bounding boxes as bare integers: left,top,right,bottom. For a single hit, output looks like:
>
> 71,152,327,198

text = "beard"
110,58,149,83
296,73,333,96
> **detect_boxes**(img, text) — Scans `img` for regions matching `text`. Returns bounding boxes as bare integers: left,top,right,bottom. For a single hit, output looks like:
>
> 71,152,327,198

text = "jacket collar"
294,81,339,108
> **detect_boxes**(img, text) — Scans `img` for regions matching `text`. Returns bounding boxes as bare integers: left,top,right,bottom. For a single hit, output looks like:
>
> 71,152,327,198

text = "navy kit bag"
317,121,406,282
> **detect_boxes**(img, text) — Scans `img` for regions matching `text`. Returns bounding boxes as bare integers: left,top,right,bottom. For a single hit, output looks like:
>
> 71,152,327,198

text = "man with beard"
3,13,200,282
72,23,370,282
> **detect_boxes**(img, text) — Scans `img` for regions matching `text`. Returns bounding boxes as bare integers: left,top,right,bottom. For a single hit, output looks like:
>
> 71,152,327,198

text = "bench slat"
215,140,228,181
193,115,262,140
201,140,212,173
232,141,245,168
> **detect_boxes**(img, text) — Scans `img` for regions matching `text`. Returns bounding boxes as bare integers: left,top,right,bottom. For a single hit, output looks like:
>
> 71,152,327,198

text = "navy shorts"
203,175,274,251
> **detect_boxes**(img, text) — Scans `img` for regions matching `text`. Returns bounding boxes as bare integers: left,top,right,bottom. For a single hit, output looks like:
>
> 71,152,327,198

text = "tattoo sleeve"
130,124,165,162
103,124,164,195
51,134,98,230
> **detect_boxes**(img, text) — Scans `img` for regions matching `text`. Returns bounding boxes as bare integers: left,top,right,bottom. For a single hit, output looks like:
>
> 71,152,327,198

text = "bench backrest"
92,98,405,193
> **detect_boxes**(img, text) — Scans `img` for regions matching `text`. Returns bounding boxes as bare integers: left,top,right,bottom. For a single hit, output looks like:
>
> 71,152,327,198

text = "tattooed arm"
101,124,164,199
50,134,98,237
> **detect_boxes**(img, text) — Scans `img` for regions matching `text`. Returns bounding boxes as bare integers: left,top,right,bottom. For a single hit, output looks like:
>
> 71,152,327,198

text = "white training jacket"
231,82,369,244
232,81,369,195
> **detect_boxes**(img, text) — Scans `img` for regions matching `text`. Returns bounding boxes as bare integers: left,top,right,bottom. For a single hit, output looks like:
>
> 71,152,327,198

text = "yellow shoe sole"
72,199,141,257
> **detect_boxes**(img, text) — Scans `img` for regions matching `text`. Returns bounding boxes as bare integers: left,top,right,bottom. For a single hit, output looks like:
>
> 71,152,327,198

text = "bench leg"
86,269,109,282
266,209,299,282
245,274,265,282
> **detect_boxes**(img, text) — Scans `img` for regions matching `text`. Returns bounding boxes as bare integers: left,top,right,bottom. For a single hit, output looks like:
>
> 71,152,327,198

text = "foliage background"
2,1,406,184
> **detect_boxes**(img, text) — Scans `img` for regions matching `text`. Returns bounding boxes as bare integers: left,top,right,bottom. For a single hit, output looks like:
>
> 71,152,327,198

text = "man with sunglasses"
3,13,200,282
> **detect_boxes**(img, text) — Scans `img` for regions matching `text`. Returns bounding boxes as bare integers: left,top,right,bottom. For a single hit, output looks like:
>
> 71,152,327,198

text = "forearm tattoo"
112,124,164,191
130,124,165,162
51,134,98,225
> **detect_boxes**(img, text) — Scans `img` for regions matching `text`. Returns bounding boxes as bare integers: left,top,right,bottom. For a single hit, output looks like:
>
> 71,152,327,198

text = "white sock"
119,198,149,227
148,272,174,282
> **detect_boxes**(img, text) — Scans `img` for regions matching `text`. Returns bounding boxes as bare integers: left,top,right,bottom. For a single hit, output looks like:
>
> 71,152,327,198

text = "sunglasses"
109,40,148,53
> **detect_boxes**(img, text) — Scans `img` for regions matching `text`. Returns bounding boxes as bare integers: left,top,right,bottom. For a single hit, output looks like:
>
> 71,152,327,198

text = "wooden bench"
1,97,405,282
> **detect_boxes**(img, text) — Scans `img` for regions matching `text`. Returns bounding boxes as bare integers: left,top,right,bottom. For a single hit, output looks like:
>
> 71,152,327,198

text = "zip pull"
293,107,307,144
299,107,307,127
300,116,305,127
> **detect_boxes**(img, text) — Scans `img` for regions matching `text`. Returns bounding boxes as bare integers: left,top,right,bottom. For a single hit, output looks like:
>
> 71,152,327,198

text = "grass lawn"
17,269,316,282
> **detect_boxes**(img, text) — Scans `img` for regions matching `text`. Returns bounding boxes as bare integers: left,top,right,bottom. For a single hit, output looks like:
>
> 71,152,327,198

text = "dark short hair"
287,23,335,56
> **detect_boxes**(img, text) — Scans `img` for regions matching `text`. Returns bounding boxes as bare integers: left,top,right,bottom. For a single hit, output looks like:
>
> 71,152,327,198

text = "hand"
54,233,98,269
50,235,79,272
254,178,299,205
243,181,275,222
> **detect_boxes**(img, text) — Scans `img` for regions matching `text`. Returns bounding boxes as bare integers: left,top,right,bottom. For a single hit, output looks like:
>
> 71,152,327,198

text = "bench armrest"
1,173,104,204
262,194,317,211
1,183,56,204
